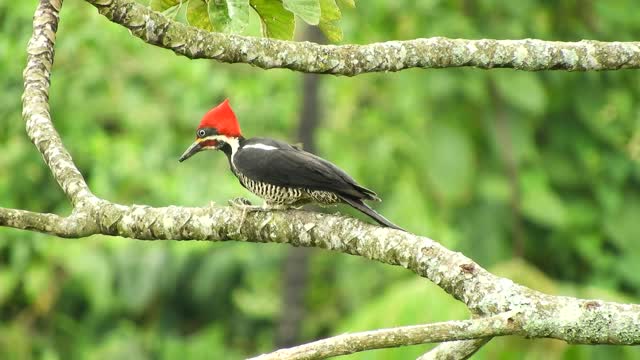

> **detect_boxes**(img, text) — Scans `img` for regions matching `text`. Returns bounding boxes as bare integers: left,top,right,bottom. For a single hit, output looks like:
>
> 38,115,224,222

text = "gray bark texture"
417,339,490,360
3,0,640,359
250,313,520,360
84,0,640,76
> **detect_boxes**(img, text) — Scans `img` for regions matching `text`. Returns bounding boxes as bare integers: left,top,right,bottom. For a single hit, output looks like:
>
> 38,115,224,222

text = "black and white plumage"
178,100,404,231
232,138,371,205
224,137,403,231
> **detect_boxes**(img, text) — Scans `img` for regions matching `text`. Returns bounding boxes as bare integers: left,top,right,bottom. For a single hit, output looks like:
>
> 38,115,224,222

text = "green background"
1,0,640,358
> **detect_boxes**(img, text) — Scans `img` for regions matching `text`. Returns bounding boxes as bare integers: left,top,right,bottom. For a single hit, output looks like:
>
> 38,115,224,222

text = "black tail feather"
340,196,405,231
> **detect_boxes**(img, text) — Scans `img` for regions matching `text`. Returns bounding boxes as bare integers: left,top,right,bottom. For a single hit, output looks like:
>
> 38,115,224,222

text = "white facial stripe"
244,144,278,151
201,135,239,153
201,135,238,149
209,135,241,169
201,135,226,142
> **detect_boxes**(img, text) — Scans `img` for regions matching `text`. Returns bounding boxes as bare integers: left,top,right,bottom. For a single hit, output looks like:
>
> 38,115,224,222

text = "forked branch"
250,313,520,360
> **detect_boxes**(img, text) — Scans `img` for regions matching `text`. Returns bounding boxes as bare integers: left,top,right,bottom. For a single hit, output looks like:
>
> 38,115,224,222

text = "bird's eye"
197,129,206,138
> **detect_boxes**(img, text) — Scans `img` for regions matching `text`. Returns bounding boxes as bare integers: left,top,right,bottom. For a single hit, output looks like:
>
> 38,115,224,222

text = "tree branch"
82,0,640,75
3,199,640,346
417,339,490,360
0,208,89,237
250,313,520,360
23,0,96,206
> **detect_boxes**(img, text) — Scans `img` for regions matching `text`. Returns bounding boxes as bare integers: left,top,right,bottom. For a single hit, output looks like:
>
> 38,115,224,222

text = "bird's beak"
179,140,203,162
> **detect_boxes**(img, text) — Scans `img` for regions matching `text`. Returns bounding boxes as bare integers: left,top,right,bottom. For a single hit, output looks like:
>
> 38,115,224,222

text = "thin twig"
416,339,491,360
250,313,520,360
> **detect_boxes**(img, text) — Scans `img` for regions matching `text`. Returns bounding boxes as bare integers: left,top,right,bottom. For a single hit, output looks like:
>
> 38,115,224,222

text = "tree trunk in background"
488,80,525,258
275,27,323,348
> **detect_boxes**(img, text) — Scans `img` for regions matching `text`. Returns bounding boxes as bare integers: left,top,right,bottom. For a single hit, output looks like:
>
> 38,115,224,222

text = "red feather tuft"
198,99,242,137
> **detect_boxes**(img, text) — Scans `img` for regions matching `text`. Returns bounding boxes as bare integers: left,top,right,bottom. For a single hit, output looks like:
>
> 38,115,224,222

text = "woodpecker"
179,99,404,231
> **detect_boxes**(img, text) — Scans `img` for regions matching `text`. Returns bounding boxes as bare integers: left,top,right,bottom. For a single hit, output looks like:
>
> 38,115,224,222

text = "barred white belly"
236,173,339,205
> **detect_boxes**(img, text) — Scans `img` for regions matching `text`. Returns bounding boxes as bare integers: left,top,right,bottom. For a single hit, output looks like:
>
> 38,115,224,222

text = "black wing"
234,138,379,201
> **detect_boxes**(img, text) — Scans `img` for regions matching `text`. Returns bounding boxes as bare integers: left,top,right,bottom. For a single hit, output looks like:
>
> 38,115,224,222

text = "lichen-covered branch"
0,208,95,238
83,0,640,75
7,0,640,359
417,339,491,360
250,313,520,360
3,199,640,346
23,0,96,206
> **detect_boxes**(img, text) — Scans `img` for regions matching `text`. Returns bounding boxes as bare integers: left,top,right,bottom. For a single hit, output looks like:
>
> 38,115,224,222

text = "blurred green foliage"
2,0,640,358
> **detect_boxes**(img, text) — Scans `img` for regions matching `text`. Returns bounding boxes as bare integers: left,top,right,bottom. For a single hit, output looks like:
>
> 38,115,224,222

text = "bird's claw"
228,197,254,208
229,197,262,211
228,197,297,234
229,198,284,235
228,198,291,212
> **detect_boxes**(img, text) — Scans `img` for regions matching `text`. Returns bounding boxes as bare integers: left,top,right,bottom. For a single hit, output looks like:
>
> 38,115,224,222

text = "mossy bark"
86,0,640,75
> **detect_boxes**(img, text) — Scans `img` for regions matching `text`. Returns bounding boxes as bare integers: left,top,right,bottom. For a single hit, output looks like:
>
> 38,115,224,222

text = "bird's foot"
228,198,291,234
228,198,291,212
228,197,260,210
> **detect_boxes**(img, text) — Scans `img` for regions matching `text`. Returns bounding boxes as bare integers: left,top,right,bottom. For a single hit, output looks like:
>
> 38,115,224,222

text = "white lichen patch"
560,48,578,66
553,302,584,327
464,42,478,55
195,212,214,234
581,41,602,69
328,232,343,250
513,46,529,64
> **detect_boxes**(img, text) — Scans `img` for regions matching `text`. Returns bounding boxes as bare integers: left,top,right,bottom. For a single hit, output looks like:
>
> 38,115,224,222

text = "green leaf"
209,0,251,33
250,0,295,39
336,0,354,8
226,0,251,31
164,3,183,19
319,0,342,42
187,0,213,31
208,1,232,32
149,0,181,11
283,0,320,25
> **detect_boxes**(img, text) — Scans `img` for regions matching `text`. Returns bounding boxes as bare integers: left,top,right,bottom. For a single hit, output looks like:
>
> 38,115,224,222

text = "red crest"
198,99,242,137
